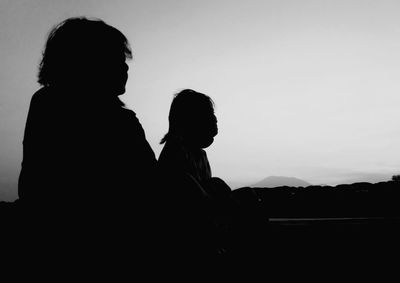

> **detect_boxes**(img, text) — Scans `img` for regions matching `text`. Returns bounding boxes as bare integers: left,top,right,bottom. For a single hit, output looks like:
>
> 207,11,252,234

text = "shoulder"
120,107,138,120
113,107,150,141
158,141,188,166
30,87,53,106
159,140,184,158
120,108,144,129
26,87,58,120
114,104,139,123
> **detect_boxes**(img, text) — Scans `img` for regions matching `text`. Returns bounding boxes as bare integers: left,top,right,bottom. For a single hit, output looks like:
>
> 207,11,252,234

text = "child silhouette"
157,89,245,261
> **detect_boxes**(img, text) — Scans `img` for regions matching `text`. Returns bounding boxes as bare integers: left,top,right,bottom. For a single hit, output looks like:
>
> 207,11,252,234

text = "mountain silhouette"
252,176,311,188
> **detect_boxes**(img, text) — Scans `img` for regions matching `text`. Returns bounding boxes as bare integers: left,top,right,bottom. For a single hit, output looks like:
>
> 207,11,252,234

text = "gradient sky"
1,0,400,200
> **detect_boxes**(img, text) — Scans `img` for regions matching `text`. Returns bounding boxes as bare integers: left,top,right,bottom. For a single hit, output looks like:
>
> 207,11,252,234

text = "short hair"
38,17,132,87
160,89,215,144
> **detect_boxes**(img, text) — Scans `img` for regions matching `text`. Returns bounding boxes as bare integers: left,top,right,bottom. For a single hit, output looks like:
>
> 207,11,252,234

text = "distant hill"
252,176,311,188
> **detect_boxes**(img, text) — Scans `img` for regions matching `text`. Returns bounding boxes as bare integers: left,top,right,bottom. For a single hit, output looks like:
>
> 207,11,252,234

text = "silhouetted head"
38,17,132,96
161,89,218,149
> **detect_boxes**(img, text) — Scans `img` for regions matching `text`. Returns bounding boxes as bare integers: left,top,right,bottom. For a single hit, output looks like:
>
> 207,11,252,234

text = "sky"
1,0,400,200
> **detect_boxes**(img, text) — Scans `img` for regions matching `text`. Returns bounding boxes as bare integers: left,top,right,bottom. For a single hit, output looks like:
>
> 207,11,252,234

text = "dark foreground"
2,181,400,277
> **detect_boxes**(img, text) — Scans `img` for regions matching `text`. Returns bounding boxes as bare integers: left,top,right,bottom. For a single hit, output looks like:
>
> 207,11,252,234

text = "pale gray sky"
1,0,400,200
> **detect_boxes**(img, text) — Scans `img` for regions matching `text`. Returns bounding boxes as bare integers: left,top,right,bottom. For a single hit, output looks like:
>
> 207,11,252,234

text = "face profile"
98,53,129,96
161,89,218,149
185,110,218,149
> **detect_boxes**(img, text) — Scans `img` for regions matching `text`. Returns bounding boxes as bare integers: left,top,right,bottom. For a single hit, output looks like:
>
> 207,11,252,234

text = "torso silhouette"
157,136,263,262
158,136,212,185
157,136,223,260
19,86,156,220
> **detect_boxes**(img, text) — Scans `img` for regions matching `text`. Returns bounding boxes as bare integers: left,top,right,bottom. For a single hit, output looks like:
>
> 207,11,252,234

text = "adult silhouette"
17,17,157,266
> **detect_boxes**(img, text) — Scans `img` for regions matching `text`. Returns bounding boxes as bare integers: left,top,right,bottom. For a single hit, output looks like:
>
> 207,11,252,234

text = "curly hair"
38,17,132,87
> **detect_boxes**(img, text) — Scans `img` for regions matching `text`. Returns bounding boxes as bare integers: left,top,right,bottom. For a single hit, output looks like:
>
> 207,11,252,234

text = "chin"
200,137,214,149
115,86,126,96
